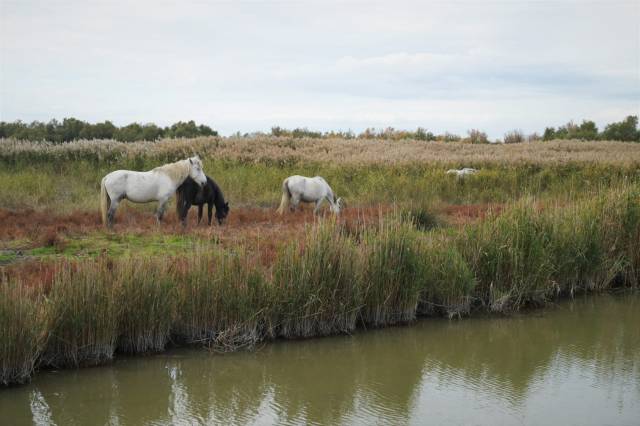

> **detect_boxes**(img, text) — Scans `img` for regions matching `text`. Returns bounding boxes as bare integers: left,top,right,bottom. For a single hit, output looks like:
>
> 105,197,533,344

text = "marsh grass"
359,217,424,326
460,203,556,311
2,184,639,385
116,258,176,353
2,137,639,213
173,250,268,350
548,201,623,295
606,186,640,287
0,280,48,385
273,220,361,337
418,238,475,318
43,260,120,367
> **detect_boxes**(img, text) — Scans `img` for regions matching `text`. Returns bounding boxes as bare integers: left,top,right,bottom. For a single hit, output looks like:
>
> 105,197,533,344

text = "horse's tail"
100,177,110,226
276,178,291,214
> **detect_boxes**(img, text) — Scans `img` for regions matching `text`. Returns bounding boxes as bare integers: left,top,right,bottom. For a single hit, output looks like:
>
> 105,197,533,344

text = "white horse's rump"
277,175,343,215
446,168,478,178
100,156,207,227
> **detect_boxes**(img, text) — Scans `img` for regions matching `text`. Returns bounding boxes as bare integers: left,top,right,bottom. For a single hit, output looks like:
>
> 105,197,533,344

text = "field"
1,136,640,385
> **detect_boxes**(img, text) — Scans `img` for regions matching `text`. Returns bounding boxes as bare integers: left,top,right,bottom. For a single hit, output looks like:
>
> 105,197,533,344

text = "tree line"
268,116,639,143
0,118,217,143
1,115,638,143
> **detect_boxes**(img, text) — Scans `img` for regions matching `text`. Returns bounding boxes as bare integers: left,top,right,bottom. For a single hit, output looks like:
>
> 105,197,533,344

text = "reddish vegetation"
1,202,497,283
441,203,505,225
1,261,58,292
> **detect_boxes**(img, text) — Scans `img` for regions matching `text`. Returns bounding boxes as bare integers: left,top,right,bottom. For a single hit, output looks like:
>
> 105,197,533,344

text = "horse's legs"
207,204,213,226
314,198,325,215
156,197,170,224
290,194,301,212
107,198,121,228
180,202,190,228
197,205,203,225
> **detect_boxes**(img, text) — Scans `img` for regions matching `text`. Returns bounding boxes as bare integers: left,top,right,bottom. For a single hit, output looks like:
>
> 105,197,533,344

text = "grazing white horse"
277,175,343,215
446,168,478,178
100,156,207,227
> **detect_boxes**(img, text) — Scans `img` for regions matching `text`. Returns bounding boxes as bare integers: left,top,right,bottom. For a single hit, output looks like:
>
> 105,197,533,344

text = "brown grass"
3,137,640,166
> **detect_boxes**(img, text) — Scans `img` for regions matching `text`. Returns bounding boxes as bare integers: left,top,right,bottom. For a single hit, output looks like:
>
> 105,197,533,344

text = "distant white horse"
277,175,343,215
100,156,207,227
446,168,478,178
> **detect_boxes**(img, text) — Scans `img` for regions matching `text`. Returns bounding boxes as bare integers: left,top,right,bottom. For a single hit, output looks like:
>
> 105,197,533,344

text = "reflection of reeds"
1,184,639,384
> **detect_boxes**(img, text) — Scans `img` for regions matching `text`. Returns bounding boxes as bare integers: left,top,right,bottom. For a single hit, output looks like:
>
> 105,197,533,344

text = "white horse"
277,175,343,215
100,156,207,227
446,168,478,178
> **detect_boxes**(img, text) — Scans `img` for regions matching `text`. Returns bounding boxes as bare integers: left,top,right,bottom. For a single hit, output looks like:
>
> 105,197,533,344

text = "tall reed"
605,186,640,287
0,280,48,385
116,258,176,353
418,238,475,318
42,260,120,367
460,203,556,311
173,250,268,350
359,217,424,326
272,220,361,337
2,185,639,385
548,200,623,295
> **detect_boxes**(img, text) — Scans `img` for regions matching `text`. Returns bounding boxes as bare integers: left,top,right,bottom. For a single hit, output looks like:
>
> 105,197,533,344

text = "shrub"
466,129,489,144
503,129,525,144
600,115,639,142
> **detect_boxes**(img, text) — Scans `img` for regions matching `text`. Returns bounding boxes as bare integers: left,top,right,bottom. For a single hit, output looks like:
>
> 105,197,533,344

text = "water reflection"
1,294,638,425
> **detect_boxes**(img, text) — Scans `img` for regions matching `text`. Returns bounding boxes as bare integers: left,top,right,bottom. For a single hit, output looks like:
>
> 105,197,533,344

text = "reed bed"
2,137,640,167
1,136,639,213
1,184,639,385
418,241,475,318
42,260,121,367
359,218,424,326
0,281,48,385
116,258,176,353
273,221,360,337
173,251,269,350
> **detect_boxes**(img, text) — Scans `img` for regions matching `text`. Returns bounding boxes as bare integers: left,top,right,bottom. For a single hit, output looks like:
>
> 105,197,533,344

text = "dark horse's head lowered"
176,175,229,226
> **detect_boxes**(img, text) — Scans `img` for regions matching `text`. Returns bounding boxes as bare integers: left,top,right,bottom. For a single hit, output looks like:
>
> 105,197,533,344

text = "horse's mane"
210,178,227,209
153,159,190,185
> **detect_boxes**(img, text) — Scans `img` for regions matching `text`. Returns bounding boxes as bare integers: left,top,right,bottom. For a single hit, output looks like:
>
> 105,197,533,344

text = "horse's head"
331,197,345,214
188,156,207,187
216,201,230,225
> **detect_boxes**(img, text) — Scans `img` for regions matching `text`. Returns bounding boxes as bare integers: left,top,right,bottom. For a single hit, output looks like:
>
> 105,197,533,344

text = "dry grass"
2,137,640,166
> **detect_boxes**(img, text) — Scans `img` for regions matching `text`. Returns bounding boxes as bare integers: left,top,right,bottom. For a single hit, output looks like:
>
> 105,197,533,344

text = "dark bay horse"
176,176,229,226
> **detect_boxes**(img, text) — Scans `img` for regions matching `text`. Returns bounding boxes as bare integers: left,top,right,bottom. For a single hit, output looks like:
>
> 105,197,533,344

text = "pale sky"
1,0,639,137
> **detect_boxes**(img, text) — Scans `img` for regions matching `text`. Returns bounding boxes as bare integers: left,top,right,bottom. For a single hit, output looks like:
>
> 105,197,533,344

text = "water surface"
2,294,639,425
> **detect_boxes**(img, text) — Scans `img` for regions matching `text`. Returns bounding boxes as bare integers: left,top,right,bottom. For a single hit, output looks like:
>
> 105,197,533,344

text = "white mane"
153,159,190,185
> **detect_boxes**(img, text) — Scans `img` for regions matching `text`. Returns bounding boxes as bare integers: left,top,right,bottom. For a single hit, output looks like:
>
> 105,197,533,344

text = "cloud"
1,0,638,137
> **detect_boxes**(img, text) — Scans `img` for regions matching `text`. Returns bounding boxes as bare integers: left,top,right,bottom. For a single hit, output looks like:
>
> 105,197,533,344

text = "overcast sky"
1,0,639,137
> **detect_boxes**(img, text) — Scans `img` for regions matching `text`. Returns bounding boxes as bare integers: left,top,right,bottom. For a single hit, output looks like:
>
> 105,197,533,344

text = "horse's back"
103,169,171,202
285,175,331,200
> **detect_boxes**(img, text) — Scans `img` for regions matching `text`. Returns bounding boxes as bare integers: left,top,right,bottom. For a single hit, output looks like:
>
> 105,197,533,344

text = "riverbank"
2,185,638,386
3,293,638,425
